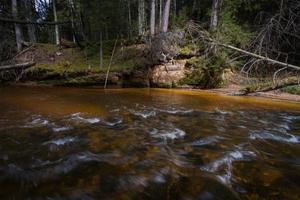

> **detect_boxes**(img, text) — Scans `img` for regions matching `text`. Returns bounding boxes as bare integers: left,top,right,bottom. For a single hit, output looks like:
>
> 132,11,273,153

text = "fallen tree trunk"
240,77,299,95
0,62,36,72
186,22,300,71
214,42,300,71
203,36,300,71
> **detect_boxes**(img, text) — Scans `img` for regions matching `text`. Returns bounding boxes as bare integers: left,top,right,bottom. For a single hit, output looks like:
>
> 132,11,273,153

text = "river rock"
150,60,187,87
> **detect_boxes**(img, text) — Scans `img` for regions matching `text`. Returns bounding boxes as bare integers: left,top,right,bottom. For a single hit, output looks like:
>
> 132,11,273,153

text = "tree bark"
127,0,132,39
25,0,37,43
99,31,103,69
210,0,220,31
53,0,60,45
12,0,23,52
68,0,76,43
161,0,171,33
138,0,145,36
150,0,156,36
204,36,300,70
159,0,162,29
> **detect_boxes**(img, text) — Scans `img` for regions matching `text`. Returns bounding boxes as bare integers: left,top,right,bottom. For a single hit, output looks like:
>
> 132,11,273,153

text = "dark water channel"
0,86,300,200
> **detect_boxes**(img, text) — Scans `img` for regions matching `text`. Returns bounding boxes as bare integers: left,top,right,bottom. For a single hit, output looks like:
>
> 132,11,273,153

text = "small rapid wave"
201,150,256,185
24,115,49,127
191,136,223,146
52,126,72,133
129,109,156,119
101,117,123,127
2,152,119,184
155,107,194,115
150,128,186,140
71,113,101,124
43,136,77,146
249,130,300,144
70,113,123,127
214,108,229,115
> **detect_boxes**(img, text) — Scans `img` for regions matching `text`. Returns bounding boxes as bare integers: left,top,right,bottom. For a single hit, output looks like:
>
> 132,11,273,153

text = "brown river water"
0,86,300,200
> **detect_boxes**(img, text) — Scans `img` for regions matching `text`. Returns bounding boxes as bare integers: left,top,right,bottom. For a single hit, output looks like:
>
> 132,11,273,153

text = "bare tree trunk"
173,0,176,17
138,0,145,36
159,0,163,29
99,31,103,69
25,0,36,43
150,0,156,36
127,0,132,39
12,0,23,52
192,0,197,13
68,0,76,44
161,0,171,33
210,0,220,31
53,0,60,45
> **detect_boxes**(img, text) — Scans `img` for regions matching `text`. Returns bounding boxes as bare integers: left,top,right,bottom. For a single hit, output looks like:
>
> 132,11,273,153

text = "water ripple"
249,130,300,144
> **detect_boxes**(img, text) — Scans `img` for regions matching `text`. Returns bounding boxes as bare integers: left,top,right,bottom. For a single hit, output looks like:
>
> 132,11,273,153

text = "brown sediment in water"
0,85,300,199
1,86,300,115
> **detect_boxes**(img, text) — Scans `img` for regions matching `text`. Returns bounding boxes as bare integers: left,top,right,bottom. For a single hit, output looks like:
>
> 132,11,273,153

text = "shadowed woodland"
0,0,300,92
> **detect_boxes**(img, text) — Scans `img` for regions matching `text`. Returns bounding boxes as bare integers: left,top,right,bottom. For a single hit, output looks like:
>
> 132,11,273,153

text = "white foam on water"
52,126,72,133
85,118,101,124
283,115,300,121
130,109,156,119
249,130,300,144
201,150,256,185
191,136,223,146
102,118,123,127
25,115,49,127
150,128,186,140
70,113,101,124
214,108,228,115
155,108,194,115
153,174,166,183
43,136,77,146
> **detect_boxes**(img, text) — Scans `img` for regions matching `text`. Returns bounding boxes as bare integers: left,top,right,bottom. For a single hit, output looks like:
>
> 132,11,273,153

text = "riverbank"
5,79,300,104
2,43,300,103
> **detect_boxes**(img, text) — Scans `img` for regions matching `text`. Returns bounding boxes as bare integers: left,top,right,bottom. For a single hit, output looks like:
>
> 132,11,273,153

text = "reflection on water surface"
0,86,300,199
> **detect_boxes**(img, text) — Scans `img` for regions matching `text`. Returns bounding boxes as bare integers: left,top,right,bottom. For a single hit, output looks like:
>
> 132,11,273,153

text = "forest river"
0,86,300,199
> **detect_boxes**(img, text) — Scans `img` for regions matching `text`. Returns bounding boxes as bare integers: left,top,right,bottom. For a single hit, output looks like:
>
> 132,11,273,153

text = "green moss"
241,82,274,94
26,43,135,76
281,85,300,95
182,53,233,88
40,76,99,87
179,44,200,56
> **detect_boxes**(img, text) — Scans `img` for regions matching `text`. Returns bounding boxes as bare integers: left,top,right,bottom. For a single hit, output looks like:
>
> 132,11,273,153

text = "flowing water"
0,86,300,200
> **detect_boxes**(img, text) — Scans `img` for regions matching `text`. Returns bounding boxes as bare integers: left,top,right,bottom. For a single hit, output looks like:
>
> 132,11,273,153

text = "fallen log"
240,77,299,95
214,42,300,71
0,62,36,72
189,24,300,71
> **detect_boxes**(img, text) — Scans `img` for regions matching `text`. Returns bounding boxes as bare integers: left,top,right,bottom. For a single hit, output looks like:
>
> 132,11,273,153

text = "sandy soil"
207,83,300,102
